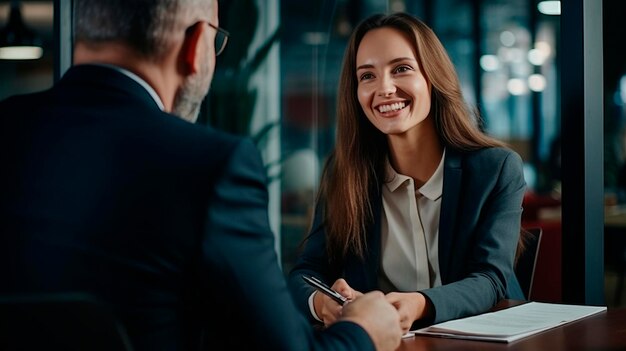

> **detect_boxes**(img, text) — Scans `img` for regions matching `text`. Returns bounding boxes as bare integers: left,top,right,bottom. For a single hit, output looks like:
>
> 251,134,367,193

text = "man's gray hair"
73,0,211,58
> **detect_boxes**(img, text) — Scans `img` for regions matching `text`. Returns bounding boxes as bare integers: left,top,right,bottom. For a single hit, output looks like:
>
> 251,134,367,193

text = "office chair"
0,292,134,351
514,227,543,300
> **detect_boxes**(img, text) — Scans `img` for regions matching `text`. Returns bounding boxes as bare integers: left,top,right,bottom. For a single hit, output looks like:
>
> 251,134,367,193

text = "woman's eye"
359,73,374,81
394,65,412,73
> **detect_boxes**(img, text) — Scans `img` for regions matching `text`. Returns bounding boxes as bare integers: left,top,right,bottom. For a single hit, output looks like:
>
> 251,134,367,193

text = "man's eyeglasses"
207,22,229,56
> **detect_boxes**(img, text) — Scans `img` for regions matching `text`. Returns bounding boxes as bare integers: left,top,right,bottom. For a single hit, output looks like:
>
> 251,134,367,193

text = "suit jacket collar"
57,64,163,111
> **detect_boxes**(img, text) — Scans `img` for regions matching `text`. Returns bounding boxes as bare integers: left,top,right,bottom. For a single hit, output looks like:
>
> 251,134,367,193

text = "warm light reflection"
480,55,500,71
528,74,547,92
528,49,546,66
535,41,552,57
507,78,528,96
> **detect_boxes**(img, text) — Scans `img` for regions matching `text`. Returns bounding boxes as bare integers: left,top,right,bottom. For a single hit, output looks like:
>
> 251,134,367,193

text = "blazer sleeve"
421,149,526,324
200,138,374,351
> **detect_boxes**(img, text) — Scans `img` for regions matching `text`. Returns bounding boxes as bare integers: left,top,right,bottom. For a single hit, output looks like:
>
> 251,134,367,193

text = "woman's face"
356,27,431,136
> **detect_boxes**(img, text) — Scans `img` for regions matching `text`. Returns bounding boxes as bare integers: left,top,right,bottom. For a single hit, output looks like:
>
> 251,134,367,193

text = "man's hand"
340,291,403,351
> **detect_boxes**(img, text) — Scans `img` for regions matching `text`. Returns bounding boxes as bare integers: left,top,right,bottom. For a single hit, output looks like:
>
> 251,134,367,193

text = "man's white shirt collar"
92,63,165,111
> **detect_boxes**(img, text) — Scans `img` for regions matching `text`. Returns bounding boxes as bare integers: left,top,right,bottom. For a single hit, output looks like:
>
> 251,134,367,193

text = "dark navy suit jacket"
289,147,526,326
0,65,374,351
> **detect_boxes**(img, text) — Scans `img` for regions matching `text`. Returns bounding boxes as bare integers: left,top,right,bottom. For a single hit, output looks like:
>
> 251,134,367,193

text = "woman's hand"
385,292,431,334
313,278,361,327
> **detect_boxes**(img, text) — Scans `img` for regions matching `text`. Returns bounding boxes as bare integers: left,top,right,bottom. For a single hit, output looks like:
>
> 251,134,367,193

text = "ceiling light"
528,74,547,92
538,1,561,16
0,1,44,60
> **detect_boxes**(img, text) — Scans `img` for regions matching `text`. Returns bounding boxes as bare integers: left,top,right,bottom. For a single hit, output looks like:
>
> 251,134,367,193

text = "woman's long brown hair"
319,13,506,262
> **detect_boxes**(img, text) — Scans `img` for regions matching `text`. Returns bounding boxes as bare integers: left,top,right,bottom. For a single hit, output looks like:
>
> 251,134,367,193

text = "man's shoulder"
162,119,261,170
168,120,247,152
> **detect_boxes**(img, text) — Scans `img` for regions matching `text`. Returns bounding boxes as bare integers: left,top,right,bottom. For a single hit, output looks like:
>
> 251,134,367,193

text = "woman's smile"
376,101,410,115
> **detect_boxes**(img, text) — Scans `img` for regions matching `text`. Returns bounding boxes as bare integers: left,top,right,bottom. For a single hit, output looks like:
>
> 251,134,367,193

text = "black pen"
302,275,348,305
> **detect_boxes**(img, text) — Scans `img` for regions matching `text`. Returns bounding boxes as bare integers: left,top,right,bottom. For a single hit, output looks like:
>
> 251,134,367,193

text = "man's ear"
180,22,205,75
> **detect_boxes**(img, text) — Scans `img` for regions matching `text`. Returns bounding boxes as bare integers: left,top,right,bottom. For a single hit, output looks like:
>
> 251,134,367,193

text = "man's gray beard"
172,73,210,123
172,88,203,123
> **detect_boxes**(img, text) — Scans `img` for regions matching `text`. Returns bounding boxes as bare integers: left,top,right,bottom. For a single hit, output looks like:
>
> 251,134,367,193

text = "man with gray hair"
0,0,402,350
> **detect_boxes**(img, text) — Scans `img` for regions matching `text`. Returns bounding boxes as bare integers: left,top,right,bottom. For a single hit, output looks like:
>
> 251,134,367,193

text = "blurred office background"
1,0,625,307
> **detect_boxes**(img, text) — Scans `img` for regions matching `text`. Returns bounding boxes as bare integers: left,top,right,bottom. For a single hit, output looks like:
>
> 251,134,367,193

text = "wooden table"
397,300,626,350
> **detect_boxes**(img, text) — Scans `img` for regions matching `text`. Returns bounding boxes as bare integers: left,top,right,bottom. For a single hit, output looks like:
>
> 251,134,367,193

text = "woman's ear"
180,22,205,75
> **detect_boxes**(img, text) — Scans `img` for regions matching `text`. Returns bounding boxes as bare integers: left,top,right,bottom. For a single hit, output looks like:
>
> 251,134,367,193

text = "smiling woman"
288,12,526,334
355,27,431,139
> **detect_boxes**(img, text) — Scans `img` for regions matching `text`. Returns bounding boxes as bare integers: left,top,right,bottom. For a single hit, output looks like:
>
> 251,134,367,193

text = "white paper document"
412,301,607,343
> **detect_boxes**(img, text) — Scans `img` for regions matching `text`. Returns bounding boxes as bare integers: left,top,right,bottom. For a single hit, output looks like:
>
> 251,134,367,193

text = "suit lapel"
438,149,462,281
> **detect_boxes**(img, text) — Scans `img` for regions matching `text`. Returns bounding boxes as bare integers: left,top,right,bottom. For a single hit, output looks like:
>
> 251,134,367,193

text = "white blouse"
379,150,445,292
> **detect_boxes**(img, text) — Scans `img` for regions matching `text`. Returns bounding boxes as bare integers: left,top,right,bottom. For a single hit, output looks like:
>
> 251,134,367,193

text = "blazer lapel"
439,149,462,281
366,187,383,288
344,185,383,292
